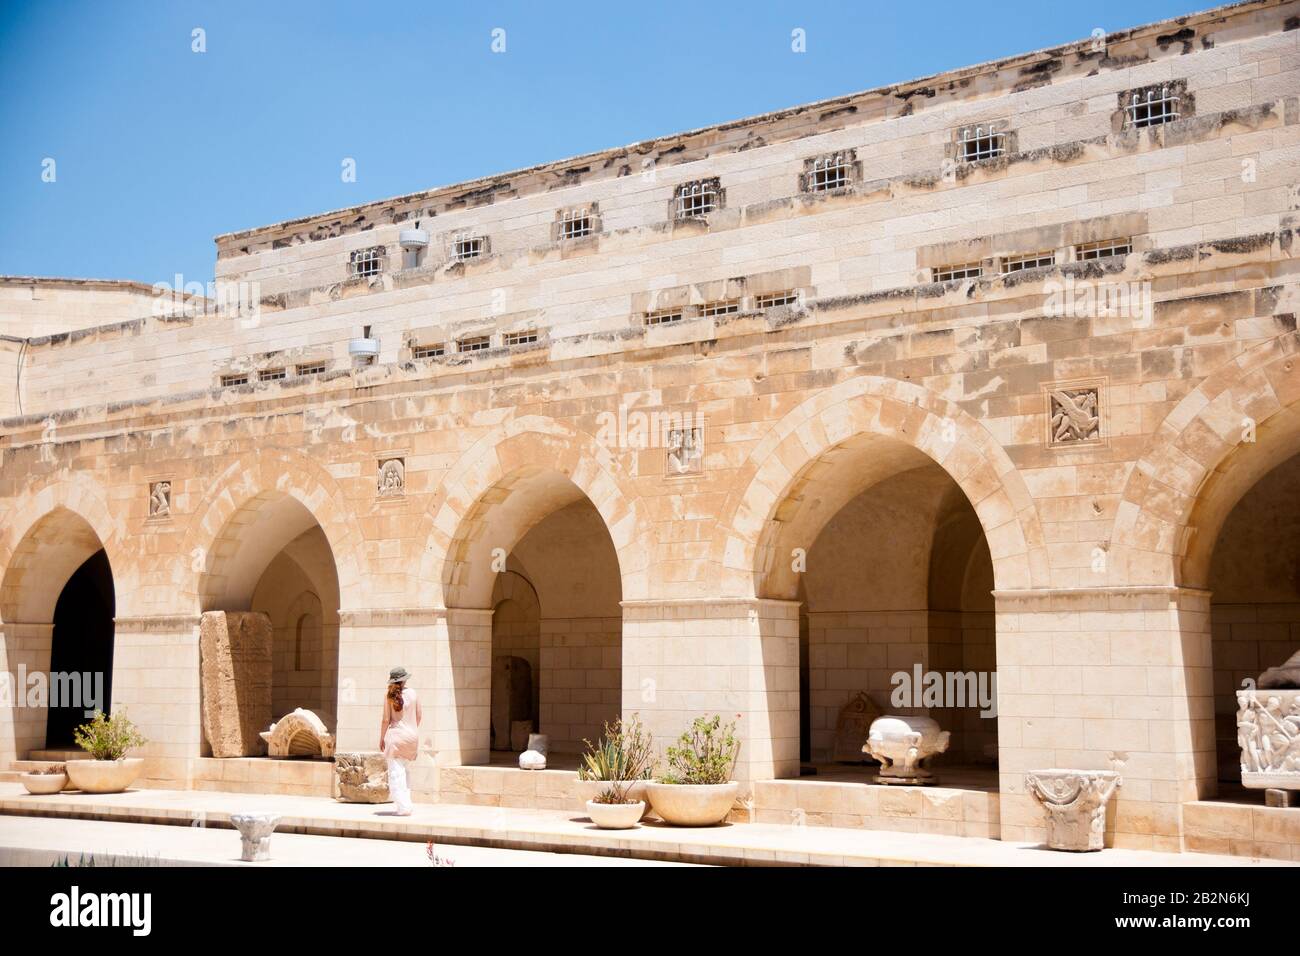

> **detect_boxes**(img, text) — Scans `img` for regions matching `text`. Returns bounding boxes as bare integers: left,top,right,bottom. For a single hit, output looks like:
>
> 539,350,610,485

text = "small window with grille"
699,299,740,317
457,335,492,353
1075,239,1132,261
412,344,445,359
296,361,328,376
349,246,384,278
258,368,286,382
674,179,720,220
932,262,984,282
220,373,248,387
558,208,594,240
959,127,1006,162
1126,85,1180,128
452,235,485,262
503,330,538,347
1003,251,1056,274
755,290,799,309
645,309,684,326
805,152,855,193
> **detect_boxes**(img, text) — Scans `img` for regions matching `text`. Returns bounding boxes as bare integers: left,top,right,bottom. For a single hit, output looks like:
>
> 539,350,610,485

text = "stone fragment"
230,812,280,862
260,708,336,758
1236,687,1300,792
1025,769,1121,851
335,751,390,802
200,611,273,758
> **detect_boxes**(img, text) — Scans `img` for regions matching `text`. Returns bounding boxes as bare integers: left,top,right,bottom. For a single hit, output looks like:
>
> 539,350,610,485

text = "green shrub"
659,715,740,786
73,711,147,761
577,714,654,803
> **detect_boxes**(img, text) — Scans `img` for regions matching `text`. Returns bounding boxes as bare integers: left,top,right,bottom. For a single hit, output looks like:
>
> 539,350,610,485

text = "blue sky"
0,0,1205,285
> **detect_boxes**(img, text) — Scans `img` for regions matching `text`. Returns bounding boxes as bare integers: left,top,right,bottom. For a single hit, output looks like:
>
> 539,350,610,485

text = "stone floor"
0,783,1291,867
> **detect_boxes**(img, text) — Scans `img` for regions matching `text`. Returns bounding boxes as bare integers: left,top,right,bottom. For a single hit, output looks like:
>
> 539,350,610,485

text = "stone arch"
417,416,652,608
179,449,369,613
1115,332,1300,587
0,474,124,624
712,374,1047,598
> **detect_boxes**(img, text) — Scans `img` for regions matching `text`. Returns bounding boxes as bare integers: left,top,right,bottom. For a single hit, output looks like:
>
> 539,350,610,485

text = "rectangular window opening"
645,309,684,326
349,247,384,278
412,344,445,359
452,235,484,261
808,153,853,192
675,180,718,219
220,373,248,387
1128,86,1180,128
1075,239,1133,261
258,368,286,382
959,128,1006,162
699,299,740,317
503,330,538,347
755,290,799,309
296,361,328,376
1003,251,1056,274
458,335,492,353
932,263,984,282
559,209,593,240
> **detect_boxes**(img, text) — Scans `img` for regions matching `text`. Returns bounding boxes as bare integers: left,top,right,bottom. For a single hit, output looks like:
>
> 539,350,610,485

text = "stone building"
2,0,1299,856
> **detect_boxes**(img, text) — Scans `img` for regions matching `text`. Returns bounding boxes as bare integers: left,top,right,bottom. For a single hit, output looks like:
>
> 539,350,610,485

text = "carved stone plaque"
833,691,882,763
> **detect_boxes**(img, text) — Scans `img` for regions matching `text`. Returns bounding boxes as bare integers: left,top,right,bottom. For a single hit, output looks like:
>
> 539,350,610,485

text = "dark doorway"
44,549,115,748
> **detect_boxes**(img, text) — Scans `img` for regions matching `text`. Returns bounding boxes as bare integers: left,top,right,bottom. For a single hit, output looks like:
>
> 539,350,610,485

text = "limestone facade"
2,0,1300,852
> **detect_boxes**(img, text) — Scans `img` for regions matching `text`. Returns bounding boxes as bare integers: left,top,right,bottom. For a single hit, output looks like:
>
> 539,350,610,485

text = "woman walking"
380,665,421,815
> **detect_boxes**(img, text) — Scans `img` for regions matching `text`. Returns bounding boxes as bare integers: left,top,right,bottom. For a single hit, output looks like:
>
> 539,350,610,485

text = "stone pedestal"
230,812,280,862
1025,769,1122,851
334,751,390,802
1236,689,1300,794
200,611,273,758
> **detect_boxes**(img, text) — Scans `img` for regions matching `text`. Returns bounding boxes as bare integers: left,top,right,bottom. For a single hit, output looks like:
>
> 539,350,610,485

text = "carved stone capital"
1025,769,1121,851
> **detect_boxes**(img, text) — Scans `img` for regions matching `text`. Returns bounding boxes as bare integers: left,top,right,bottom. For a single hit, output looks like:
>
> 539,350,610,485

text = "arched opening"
1206,448,1300,788
0,507,115,761
199,493,341,754
759,433,999,784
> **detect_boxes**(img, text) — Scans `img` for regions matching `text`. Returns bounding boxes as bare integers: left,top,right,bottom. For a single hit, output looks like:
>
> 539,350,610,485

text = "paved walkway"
0,783,1291,867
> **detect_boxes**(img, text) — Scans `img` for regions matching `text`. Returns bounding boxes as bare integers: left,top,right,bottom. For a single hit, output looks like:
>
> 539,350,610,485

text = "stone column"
994,587,1213,852
621,598,799,782
335,607,490,770
111,615,203,788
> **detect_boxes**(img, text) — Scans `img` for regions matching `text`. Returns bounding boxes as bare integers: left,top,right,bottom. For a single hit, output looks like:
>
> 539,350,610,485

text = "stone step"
0,770,20,783
26,750,89,762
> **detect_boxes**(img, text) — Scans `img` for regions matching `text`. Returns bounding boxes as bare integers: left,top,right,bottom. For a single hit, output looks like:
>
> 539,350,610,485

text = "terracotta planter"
644,781,739,827
585,799,646,830
20,772,68,795
572,778,652,820
64,758,144,794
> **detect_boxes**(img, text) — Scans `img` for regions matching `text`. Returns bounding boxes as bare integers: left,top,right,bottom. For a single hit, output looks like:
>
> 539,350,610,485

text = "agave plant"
577,714,654,800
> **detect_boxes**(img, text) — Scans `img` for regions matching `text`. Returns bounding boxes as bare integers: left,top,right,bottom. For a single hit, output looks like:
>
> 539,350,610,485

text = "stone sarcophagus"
200,610,273,758
1236,689,1300,792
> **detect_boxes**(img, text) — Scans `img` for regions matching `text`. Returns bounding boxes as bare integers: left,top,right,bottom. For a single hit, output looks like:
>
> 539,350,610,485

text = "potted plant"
574,714,654,824
20,763,67,795
64,711,147,794
644,714,741,826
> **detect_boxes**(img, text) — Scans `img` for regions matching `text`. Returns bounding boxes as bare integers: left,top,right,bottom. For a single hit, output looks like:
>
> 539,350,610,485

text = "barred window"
349,246,384,278
503,330,538,347
1003,251,1056,274
699,299,740,317
959,127,1006,162
1127,86,1180,128
1075,239,1132,261
808,153,853,192
457,335,491,353
220,373,248,387
412,344,445,359
258,367,286,382
558,208,593,240
755,290,799,309
932,262,984,282
452,235,485,261
675,179,719,219
645,309,684,326
296,361,328,376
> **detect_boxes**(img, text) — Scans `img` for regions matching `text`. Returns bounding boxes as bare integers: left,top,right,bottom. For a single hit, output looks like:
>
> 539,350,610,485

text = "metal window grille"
675,181,718,219
808,153,852,192
458,335,491,353
349,247,383,278
959,127,1006,162
699,299,740,317
645,309,684,326
559,209,593,240
296,361,328,376
1128,86,1180,128
503,330,538,347
258,368,286,382
412,344,445,359
1003,251,1056,274
933,263,984,282
220,373,248,387
755,290,799,309
452,235,484,261
1075,239,1133,261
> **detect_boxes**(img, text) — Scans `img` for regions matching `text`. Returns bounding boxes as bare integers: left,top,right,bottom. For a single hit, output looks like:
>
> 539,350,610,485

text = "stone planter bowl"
573,779,652,820
585,800,646,830
644,781,739,827
20,772,68,795
65,758,144,794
